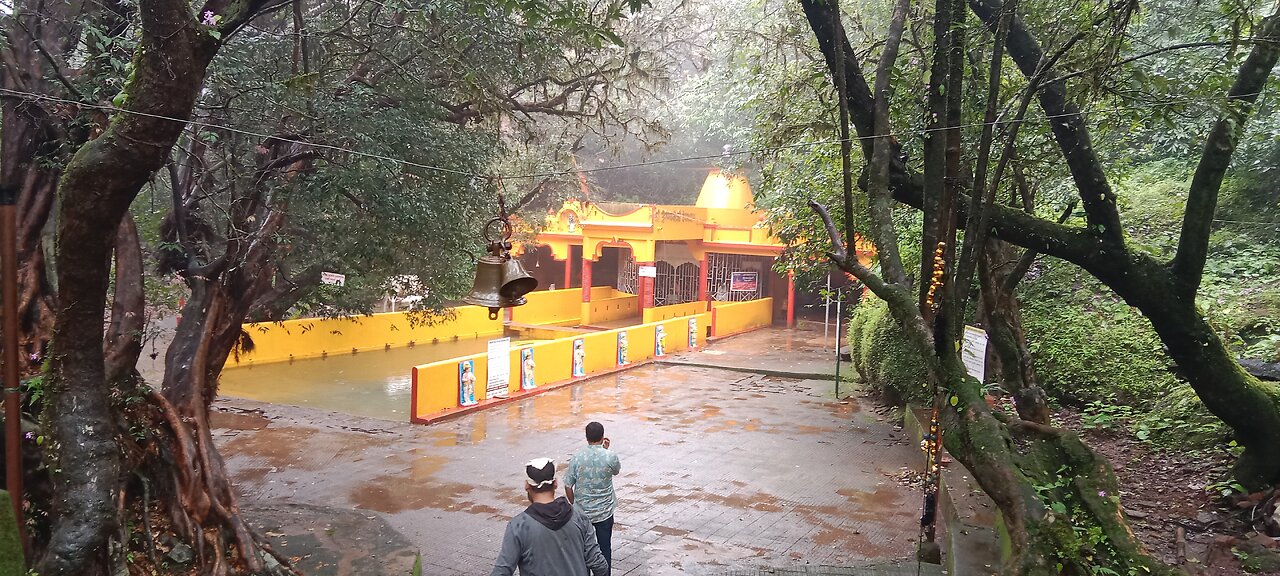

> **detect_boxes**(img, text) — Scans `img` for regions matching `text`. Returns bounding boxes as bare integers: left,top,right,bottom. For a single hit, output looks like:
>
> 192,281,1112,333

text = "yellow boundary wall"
642,301,707,324
582,294,638,324
510,287,617,325
411,311,723,422
711,298,774,338
233,287,627,367
232,306,506,366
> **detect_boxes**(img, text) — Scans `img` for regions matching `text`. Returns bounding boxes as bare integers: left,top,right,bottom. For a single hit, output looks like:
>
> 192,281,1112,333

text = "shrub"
848,296,929,404
1018,262,1183,410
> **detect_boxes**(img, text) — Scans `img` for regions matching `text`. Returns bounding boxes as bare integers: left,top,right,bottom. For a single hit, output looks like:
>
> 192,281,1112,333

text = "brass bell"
499,257,538,301
463,255,505,318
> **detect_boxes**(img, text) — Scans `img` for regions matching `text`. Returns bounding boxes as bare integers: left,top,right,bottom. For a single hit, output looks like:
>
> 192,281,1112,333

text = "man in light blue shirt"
564,421,621,569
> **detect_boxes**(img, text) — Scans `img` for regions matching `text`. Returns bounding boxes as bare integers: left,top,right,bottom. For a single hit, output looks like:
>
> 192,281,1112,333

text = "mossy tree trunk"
36,0,279,572
980,239,1050,424
801,0,1179,572
805,0,1280,489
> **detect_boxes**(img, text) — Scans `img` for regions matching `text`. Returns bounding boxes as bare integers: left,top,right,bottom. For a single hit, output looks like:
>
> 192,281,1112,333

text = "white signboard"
961,326,988,383
637,265,657,278
321,271,346,286
487,337,511,399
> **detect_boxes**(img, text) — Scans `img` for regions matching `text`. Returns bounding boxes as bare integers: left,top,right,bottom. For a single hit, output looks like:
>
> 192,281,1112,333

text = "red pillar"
563,255,573,289
698,257,709,308
638,261,655,312
786,270,796,328
581,258,593,302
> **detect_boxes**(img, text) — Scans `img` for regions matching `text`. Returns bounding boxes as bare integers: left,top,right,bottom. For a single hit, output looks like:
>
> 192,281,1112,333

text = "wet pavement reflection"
219,336,525,420
215,328,921,575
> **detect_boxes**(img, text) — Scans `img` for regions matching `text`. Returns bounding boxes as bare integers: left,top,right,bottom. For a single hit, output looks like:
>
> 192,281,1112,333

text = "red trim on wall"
786,271,796,328
698,258,709,303
410,367,423,424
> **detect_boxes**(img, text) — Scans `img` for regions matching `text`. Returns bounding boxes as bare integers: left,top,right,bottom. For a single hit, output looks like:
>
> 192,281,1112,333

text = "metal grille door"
617,257,638,295
707,253,768,301
673,263,699,304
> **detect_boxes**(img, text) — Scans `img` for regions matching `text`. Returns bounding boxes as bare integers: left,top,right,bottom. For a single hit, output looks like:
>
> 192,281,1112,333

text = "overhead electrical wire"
0,86,1268,182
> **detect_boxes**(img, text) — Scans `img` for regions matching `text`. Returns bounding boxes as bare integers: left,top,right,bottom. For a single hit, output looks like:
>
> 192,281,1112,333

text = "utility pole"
1,183,27,558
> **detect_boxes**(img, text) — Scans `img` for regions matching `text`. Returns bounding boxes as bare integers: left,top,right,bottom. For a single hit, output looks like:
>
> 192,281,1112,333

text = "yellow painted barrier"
584,294,638,324
642,301,707,324
412,311,713,422
510,288,584,326
234,306,505,366
711,298,774,337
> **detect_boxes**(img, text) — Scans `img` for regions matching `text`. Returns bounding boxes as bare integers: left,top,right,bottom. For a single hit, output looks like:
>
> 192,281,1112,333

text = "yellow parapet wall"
711,298,774,338
642,301,707,324
583,293,638,324
232,288,614,367
510,287,606,326
233,306,505,366
412,311,715,422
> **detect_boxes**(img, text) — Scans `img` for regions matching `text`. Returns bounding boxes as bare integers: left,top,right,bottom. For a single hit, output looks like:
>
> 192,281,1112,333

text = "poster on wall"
572,339,586,377
520,348,536,391
487,337,511,399
458,360,477,406
730,271,758,292
617,331,629,366
688,317,698,348
655,325,667,356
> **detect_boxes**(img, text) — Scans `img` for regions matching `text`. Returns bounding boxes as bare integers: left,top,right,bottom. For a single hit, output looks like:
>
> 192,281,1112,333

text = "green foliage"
1135,385,1231,449
1205,478,1247,499
1079,400,1137,431
1019,262,1182,410
847,296,929,403
0,489,23,575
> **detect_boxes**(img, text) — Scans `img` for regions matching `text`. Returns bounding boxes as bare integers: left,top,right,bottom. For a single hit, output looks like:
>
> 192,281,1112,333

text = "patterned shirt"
564,445,621,524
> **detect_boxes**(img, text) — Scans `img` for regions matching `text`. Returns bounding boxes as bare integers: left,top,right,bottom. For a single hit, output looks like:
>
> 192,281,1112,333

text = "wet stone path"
214,329,926,575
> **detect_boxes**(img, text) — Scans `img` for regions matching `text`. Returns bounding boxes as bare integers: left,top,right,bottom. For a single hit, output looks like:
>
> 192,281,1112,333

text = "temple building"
517,169,872,328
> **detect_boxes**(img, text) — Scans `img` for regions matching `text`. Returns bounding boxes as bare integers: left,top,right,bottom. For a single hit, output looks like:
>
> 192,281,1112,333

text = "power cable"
0,86,1268,181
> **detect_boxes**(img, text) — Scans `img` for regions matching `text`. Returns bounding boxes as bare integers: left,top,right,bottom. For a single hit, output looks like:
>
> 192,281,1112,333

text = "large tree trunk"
800,0,1174,571
1100,257,1280,486
37,0,273,569
979,239,1050,423
1,1,77,369
151,270,282,575
148,134,301,572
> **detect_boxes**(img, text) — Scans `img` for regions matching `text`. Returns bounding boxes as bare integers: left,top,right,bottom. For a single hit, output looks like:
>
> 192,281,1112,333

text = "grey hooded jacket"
490,497,608,576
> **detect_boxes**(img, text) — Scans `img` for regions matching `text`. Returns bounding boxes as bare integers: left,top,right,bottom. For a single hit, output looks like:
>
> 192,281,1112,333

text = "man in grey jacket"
490,457,609,576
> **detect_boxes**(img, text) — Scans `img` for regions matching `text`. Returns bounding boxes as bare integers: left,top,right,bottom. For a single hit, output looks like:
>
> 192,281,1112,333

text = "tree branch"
810,200,897,297
1002,199,1077,293
968,0,1125,249
865,0,912,287
1170,12,1280,298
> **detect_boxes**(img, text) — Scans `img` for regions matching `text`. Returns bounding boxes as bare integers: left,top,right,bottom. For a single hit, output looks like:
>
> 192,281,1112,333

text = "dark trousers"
593,516,614,567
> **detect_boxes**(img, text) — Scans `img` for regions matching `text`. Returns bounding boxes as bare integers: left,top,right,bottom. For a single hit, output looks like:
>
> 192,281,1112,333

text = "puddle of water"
219,337,523,421
351,475,476,514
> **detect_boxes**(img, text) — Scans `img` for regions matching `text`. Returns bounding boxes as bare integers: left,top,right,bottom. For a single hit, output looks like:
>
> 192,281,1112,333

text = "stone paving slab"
214,327,925,575
667,327,852,382
716,558,944,575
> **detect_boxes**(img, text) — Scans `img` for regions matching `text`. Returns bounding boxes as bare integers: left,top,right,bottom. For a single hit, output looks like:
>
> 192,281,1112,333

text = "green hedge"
847,296,929,404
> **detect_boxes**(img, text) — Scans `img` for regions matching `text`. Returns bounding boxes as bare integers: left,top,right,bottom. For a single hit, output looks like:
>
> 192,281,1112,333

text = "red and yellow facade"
521,169,873,328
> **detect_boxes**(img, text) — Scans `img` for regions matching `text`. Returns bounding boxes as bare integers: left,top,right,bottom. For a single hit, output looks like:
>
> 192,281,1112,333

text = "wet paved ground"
214,328,925,575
